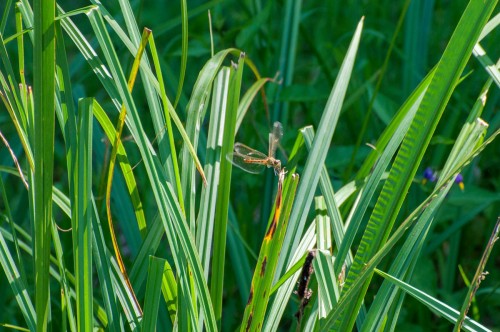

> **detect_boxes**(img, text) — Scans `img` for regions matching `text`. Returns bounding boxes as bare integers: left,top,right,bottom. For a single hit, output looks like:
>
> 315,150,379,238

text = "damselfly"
228,122,283,174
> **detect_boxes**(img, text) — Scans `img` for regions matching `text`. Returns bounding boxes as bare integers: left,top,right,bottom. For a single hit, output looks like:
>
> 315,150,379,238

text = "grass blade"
32,0,56,330
141,257,167,332
241,171,300,331
72,98,94,331
196,68,229,278
211,54,245,325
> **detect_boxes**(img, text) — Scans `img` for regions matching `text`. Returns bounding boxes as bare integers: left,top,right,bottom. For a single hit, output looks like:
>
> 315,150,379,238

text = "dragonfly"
228,122,283,174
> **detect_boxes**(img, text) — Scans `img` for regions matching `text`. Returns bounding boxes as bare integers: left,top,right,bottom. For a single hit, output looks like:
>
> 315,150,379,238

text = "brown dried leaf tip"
294,250,316,323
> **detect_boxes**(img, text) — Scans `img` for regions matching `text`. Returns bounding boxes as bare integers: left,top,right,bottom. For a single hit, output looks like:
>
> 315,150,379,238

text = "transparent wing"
234,143,269,159
227,143,268,174
269,122,283,158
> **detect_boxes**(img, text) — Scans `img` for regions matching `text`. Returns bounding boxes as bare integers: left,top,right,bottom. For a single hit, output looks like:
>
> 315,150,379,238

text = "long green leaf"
241,172,300,331
211,55,245,326
142,257,167,332
32,0,56,330
72,98,94,332
196,68,229,278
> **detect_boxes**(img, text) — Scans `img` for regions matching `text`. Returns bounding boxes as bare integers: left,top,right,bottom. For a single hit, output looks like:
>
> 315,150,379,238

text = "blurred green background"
0,0,499,330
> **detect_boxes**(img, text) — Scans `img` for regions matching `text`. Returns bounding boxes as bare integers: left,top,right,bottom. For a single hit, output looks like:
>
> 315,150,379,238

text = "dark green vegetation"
0,0,499,331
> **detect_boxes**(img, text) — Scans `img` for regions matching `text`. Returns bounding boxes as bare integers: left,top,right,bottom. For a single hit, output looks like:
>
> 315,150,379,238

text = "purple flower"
455,173,464,191
422,167,437,184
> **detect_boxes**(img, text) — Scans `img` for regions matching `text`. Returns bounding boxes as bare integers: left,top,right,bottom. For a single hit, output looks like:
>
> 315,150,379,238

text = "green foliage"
0,0,499,331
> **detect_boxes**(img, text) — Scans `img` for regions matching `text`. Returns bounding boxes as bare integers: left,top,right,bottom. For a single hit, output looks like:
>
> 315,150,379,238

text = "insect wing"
227,143,268,174
269,122,283,158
